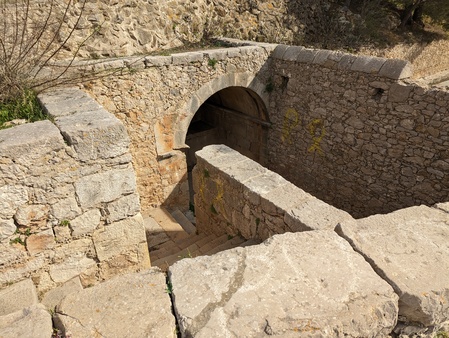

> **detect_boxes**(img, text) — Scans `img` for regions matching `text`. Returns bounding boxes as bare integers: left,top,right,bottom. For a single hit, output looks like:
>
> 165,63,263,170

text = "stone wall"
7,0,331,59
0,88,150,294
267,45,449,217
193,145,352,240
85,45,273,212
86,41,449,218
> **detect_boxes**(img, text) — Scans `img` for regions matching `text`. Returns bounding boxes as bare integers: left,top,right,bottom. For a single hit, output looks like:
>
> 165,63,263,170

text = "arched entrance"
186,86,270,172
185,86,270,204
158,72,270,210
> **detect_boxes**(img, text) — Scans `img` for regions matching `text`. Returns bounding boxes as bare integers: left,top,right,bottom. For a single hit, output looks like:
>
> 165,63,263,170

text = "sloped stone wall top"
271,45,413,80
193,145,352,239
336,205,449,326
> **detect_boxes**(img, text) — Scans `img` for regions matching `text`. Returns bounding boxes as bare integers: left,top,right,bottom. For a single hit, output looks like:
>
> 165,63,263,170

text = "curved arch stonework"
155,72,269,156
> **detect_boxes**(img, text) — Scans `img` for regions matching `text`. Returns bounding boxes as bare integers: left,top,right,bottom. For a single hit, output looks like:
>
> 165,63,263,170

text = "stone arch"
173,72,269,151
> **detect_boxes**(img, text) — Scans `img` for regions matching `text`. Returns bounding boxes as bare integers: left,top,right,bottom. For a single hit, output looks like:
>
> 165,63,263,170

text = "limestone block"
93,213,148,262
38,88,103,118
0,120,65,163
379,59,413,79
284,197,353,232
172,51,204,65
49,256,97,284
271,44,288,59
0,279,38,316
312,49,333,65
144,55,172,67
205,49,228,61
388,83,413,103
26,229,55,255
0,304,52,338
350,55,387,74
336,205,449,326
55,109,130,161
14,204,49,227
70,208,101,237
54,269,176,337
169,231,398,338
435,202,449,213
0,256,45,287
51,197,82,220
0,185,28,219
0,219,16,241
41,277,83,311
106,193,141,223
0,243,27,268
75,168,136,209
296,48,318,63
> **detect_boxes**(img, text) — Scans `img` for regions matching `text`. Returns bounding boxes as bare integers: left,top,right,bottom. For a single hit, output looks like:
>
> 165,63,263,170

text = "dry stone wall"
267,45,449,218
10,0,332,59
0,88,150,294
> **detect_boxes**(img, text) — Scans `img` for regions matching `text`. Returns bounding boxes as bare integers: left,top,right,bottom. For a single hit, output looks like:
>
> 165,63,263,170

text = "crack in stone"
55,311,106,338
185,250,247,337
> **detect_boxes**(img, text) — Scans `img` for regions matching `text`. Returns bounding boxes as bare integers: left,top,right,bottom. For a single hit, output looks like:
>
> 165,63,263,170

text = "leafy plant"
208,58,218,68
0,89,45,129
165,280,173,294
265,78,275,93
59,219,70,227
10,237,25,245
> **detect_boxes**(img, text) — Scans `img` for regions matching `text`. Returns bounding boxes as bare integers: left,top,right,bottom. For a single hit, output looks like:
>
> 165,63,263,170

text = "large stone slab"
336,205,449,326
54,269,176,337
169,231,398,337
0,279,38,316
0,304,52,338
55,107,129,162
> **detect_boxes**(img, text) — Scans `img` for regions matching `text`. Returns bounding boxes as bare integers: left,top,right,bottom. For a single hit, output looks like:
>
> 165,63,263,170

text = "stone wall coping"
271,45,413,80
195,145,353,239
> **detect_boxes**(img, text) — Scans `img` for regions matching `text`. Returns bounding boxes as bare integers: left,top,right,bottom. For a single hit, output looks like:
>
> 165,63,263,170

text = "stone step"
171,209,196,234
146,207,190,242
142,215,170,250
196,234,231,255
204,235,246,256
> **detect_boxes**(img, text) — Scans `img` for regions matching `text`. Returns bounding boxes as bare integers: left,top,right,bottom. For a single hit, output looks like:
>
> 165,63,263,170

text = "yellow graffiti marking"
199,172,230,220
281,108,299,144
307,118,325,156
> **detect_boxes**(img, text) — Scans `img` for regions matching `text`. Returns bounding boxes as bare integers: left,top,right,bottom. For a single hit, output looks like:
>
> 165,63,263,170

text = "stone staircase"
143,207,259,271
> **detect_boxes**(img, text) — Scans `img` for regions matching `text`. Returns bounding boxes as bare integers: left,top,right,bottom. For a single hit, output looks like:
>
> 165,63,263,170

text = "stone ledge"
271,46,414,80
336,205,449,326
169,231,398,337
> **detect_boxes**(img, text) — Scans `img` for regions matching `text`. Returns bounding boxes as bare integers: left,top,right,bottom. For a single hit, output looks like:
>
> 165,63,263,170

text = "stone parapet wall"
193,145,352,240
267,45,449,217
0,88,150,294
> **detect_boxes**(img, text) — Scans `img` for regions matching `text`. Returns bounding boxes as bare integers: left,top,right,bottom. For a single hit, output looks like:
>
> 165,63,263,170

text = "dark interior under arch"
185,86,270,203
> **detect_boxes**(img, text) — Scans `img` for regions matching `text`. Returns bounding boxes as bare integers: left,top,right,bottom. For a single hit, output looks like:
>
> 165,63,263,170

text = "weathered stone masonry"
268,45,449,217
87,41,449,218
86,44,274,212
0,88,150,293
